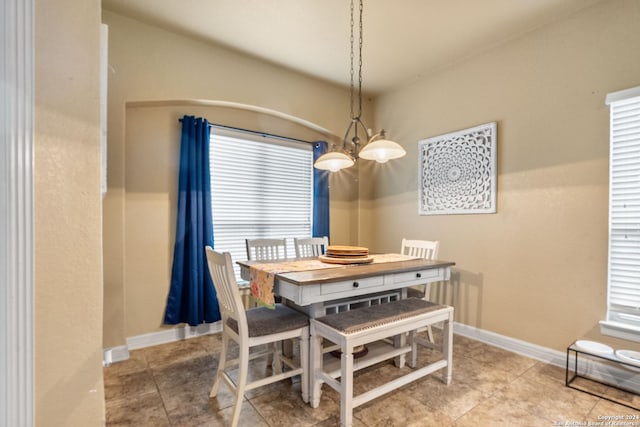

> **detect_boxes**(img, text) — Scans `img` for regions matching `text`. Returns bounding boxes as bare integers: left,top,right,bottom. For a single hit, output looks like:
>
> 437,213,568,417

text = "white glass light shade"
313,151,355,172
358,138,407,163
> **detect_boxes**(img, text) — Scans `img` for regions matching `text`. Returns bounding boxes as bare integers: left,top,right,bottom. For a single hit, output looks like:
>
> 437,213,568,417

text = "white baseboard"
453,322,640,393
453,322,567,366
127,322,222,350
103,321,222,365
103,346,130,366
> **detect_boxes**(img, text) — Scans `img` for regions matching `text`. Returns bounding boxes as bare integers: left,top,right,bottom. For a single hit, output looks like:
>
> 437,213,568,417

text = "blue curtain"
164,116,220,326
312,141,330,238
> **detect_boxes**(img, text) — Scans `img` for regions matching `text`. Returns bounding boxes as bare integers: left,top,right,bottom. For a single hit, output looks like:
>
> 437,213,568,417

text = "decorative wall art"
418,122,497,215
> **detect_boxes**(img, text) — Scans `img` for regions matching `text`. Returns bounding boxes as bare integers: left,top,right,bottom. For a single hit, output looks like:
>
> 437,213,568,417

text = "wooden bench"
309,298,453,427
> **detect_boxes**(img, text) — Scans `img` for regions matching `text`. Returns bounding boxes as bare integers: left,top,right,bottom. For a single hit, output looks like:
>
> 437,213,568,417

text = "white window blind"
210,130,313,278
603,86,640,339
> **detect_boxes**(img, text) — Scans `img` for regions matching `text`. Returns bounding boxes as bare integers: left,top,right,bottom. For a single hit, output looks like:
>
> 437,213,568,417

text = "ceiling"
102,0,602,95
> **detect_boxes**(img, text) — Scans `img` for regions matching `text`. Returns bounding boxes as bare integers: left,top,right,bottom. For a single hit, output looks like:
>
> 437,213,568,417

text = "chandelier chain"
358,0,363,120
349,0,355,120
349,0,364,121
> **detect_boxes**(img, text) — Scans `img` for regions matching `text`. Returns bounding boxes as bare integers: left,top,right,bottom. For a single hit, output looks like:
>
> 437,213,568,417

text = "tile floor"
104,332,640,426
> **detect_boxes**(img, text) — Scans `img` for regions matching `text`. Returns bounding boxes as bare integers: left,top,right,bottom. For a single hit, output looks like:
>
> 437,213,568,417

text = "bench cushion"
315,299,447,334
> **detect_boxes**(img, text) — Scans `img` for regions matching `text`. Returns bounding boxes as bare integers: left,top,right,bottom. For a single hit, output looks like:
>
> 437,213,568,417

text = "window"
601,86,640,341
210,129,313,278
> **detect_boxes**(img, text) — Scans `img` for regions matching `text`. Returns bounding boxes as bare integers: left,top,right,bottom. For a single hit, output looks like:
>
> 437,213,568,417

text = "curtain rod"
178,118,315,146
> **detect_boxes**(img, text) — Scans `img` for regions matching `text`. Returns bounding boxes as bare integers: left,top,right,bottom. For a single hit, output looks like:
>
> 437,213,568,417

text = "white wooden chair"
294,236,328,258
400,238,439,262
205,247,309,427
245,237,292,356
244,238,288,307
400,238,440,342
245,238,288,261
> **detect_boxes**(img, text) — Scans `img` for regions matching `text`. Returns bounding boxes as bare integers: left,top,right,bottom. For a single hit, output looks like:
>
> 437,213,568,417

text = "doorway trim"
1,0,35,425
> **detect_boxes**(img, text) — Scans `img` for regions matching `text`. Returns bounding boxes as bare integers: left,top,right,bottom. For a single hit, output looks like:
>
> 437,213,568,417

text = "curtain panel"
164,115,220,326
312,141,330,239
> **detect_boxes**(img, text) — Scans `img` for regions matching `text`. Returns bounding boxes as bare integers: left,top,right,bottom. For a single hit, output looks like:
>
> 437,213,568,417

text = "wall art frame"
418,122,497,215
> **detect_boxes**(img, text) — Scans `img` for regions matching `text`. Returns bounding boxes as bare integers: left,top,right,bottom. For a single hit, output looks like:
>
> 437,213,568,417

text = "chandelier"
314,0,406,172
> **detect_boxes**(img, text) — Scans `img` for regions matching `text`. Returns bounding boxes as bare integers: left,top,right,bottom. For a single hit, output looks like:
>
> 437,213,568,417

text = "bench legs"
310,310,453,427
340,350,354,427
310,337,356,427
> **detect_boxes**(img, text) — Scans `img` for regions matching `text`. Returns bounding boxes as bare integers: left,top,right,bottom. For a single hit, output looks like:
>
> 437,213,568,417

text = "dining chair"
245,237,288,305
205,247,309,427
294,236,329,258
245,238,288,261
400,238,440,342
245,237,291,357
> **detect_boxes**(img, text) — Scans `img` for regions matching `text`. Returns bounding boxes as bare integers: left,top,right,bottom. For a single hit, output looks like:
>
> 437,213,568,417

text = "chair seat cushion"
315,299,446,334
406,287,424,299
227,304,309,337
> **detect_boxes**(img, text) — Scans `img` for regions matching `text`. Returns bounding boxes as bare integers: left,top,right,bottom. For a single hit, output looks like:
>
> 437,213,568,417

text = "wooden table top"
237,257,455,286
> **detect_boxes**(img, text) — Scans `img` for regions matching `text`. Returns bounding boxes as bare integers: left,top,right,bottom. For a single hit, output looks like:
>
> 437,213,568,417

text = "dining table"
238,253,456,400
237,253,455,318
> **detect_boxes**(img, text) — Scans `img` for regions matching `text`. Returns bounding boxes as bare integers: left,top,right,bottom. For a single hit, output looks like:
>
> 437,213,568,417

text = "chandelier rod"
349,0,364,123
357,0,363,121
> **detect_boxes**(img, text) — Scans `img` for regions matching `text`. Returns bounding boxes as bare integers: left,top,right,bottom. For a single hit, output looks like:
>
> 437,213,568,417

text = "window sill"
600,320,640,343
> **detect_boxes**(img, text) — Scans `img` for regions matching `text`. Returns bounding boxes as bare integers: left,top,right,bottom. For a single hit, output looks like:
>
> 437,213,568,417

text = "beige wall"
365,0,640,351
102,11,368,343
101,1,640,353
35,0,105,425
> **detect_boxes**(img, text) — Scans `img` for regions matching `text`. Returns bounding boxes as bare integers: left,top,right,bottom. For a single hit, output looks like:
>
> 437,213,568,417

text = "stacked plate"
319,245,374,264
574,340,615,357
616,349,640,368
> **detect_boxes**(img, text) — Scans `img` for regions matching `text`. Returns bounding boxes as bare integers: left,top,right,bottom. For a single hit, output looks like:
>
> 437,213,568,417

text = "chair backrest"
205,247,247,335
400,238,440,260
294,236,329,258
245,238,288,261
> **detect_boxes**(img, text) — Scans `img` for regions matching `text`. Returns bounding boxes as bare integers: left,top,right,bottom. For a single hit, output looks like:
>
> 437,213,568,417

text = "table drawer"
392,268,441,285
320,276,384,295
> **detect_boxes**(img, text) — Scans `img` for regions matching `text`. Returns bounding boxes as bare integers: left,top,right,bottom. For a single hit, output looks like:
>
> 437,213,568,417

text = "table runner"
250,253,417,308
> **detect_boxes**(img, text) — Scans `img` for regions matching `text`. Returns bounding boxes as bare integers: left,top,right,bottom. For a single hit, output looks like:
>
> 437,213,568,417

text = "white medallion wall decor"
418,122,497,215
